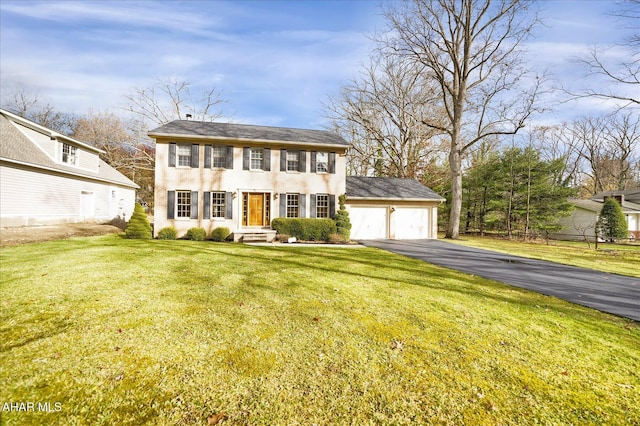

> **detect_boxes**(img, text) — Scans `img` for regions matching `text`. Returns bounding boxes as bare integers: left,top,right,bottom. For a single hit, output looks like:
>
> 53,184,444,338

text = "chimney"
186,114,192,120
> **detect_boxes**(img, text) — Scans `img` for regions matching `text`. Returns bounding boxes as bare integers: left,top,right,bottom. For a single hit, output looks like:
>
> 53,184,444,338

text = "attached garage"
345,176,445,240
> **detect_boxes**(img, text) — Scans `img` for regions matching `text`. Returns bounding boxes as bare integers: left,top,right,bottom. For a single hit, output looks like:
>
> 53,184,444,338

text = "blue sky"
0,0,635,130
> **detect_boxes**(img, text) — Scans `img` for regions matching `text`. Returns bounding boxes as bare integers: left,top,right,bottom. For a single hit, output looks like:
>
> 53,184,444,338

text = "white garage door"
349,206,388,239
394,208,429,239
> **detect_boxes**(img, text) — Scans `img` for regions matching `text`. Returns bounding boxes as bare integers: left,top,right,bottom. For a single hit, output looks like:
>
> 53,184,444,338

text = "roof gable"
0,111,138,189
346,176,445,201
148,120,349,148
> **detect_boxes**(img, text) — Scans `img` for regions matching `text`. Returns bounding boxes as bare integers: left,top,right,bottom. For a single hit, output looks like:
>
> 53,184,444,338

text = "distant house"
556,190,640,240
0,109,138,227
149,119,444,241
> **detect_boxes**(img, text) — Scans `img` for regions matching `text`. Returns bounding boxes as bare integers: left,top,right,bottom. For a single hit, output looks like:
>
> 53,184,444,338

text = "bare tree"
381,0,544,238
73,111,156,206
123,76,228,127
326,56,445,179
569,113,640,195
572,0,639,107
2,87,77,135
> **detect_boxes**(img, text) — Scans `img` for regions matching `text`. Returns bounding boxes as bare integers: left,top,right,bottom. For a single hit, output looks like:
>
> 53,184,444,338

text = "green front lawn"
1,235,638,425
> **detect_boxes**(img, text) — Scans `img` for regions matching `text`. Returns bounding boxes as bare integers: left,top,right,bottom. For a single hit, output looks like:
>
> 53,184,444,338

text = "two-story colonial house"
0,108,138,227
150,119,445,241
150,120,349,241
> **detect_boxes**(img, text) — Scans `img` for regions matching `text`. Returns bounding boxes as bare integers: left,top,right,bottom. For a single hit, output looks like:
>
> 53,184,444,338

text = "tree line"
3,0,638,239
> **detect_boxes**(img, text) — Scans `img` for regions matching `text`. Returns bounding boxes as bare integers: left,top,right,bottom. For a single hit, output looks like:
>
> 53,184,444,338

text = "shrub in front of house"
125,203,152,239
334,194,352,241
271,218,337,241
185,227,207,241
157,227,178,240
210,227,231,242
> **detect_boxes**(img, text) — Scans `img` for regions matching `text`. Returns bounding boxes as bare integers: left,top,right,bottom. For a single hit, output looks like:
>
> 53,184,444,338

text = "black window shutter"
243,147,250,170
310,194,317,218
329,195,336,219
169,143,176,167
190,191,198,219
264,148,271,171
225,192,233,219
204,145,212,168
299,150,306,172
280,149,287,171
329,152,336,174
299,194,306,218
279,194,286,217
203,192,211,218
310,151,317,173
226,146,234,169
167,191,175,219
191,144,199,168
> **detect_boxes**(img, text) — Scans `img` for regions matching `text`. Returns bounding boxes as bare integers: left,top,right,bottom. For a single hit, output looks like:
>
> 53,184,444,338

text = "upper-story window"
169,143,198,168
243,147,271,171
212,146,227,168
62,143,77,166
316,152,328,173
250,148,264,170
286,151,300,171
177,145,191,167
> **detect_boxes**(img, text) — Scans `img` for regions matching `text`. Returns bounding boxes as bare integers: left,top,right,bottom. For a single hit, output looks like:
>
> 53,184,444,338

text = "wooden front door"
248,193,265,226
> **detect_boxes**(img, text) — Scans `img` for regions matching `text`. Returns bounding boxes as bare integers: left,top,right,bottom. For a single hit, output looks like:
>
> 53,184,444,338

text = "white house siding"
0,163,135,227
153,143,347,237
14,124,57,160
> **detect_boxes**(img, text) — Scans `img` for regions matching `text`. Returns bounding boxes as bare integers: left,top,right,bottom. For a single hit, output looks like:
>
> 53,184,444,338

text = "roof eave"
346,196,445,202
148,132,350,149
0,157,139,189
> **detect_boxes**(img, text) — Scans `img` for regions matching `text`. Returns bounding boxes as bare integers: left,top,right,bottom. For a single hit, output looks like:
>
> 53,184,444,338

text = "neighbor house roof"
572,198,640,214
592,189,640,203
346,176,445,201
148,120,350,148
0,110,138,189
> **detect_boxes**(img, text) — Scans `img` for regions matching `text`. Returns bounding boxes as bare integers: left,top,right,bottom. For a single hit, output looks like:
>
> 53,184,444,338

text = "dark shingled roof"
346,176,445,201
148,120,349,147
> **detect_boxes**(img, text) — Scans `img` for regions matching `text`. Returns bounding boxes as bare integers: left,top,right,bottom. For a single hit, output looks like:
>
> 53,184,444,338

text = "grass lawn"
1,235,639,425
446,235,640,278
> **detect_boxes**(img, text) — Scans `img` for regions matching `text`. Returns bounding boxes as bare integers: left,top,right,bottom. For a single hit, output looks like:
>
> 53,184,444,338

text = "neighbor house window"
177,145,191,167
286,194,299,218
62,143,77,165
286,151,300,171
250,148,264,170
211,191,226,218
316,152,328,173
176,191,191,218
316,194,329,218
212,146,226,168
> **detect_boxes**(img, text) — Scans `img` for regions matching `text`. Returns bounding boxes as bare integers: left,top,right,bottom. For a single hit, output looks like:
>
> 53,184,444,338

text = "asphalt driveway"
361,239,640,321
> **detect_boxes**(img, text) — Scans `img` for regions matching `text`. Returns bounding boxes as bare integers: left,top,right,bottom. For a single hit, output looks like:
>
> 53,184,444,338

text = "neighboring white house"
555,190,640,241
149,119,444,241
0,109,138,227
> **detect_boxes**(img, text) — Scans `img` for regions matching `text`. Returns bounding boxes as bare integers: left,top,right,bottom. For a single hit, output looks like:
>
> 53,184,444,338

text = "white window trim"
316,152,328,173
250,148,264,171
176,145,191,168
175,190,191,219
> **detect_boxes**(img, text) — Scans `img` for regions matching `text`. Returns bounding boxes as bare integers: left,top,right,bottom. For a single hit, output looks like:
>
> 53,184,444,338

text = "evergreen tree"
597,198,628,242
334,194,352,241
125,203,152,239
